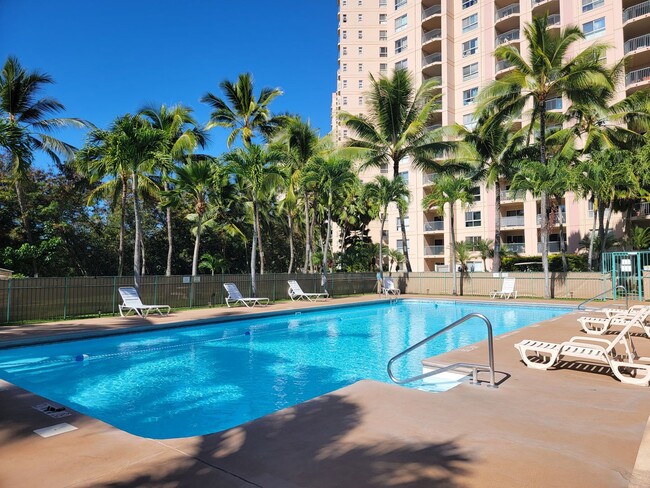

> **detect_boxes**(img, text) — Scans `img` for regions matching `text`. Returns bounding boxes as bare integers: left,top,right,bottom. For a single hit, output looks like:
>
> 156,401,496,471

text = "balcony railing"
495,59,513,72
423,4,442,18
625,34,650,54
425,245,445,255
495,3,520,21
426,124,442,131
495,29,520,46
548,13,560,26
501,215,525,227
423,29,442,43
500,189,524,200
505,243,525,253
423,172,435,184
545,97,563,111
532,0,554,5
635,201,650,217
624,0,650,23
536,213,564,225
423,52,442,65
424,220,444,231
538,242,561,253
626,67,650,86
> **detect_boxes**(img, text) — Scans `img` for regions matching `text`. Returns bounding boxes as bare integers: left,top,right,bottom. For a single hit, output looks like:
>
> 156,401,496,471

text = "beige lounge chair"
514,322,650,386
118,287,170,317
578,306,650,336
223,283,269,308
490,278,517,299
382,278,400,296
288,280,329,301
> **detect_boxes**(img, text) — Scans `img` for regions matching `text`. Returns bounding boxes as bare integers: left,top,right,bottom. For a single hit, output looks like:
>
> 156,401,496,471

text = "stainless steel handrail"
387,313,496,388
577,285,628,310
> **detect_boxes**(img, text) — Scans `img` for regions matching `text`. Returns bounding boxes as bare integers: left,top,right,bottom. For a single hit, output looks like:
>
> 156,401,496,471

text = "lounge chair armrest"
566,336,614,346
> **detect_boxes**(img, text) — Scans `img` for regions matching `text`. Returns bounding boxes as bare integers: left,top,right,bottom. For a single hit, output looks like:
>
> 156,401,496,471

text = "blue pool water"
0,300,570,439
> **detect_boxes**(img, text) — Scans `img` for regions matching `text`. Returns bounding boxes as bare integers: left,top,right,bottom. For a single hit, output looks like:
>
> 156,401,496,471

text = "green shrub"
501,254,588,272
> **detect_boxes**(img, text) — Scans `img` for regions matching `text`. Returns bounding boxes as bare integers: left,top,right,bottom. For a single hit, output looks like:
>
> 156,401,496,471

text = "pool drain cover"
33,423,77,438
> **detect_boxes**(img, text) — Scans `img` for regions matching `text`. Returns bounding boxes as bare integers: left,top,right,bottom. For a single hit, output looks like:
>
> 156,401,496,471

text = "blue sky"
0,0,338,167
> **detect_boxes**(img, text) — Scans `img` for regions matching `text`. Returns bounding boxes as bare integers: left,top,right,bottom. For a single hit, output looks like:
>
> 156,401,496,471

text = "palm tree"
340,69,454,272
201,73,284,148
139,103,206,276
454,241,474,296
302,154,358,292
163,158,218,276
364,175,410,282
224,145,283,295
0,56,89,276
422,174,474,295
480,15,613,298
475,238,494,272
198,253,228,275
387,249,405,272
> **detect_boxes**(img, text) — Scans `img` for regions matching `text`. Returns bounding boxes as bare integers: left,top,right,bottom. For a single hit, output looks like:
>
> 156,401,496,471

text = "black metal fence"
0,273,378,324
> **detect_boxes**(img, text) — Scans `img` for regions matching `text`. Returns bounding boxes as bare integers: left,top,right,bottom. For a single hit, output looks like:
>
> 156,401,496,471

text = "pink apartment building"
331,0,650,272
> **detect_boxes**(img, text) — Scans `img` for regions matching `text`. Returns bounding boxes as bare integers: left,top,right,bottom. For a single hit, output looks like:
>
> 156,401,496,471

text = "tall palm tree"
422,174,474,296
480,15,613,298
302,155,358,292
0,56,89,276
364,175,410,281
139,103,207,276
475,238,494,272
224,144,283,295
454,241,474,296
340,69,454,272
201,73,284,148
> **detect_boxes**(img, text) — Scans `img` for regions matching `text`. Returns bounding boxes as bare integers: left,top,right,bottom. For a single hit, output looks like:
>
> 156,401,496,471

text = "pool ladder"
387,313,497,388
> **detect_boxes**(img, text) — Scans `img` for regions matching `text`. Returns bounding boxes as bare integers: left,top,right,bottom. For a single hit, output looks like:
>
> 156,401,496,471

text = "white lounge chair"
514,322,650,386
382,278,400,296
490,278,517,299
223,283,269,308
579,306,650,336
118,287,170,317
288,280,329,301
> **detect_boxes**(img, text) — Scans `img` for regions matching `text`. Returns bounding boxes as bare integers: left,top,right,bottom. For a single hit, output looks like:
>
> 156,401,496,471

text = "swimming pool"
0,300,571,439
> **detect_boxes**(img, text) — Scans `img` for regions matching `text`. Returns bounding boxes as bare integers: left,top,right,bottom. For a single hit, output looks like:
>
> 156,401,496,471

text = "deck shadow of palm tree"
103,383,473,487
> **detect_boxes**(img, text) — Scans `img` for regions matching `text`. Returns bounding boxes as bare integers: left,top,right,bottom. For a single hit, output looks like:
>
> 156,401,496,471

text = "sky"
0,0,339,167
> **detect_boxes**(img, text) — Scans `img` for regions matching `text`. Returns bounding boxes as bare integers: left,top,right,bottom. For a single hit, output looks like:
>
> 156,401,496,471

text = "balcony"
538,242,561,253
424,220,444,232
423,4,442,19
422,29,442,44
633,201,650,219
500,189,524,200
505,243,525,253
495,29,520,46
425,245,445,255
531,0,556,6
495,59,514,73
548,13,560,27
423,172,435,185
423,52,442,66
625,33,650,54
502,215,525,227
536,213,564,225
495,3,520,22
624,0,650,23
626,66,650,88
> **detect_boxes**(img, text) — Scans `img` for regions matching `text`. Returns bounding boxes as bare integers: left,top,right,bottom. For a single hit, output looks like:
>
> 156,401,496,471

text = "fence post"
112,277,117,315
63,277,69,320
154,275,158,305
5,279,11,324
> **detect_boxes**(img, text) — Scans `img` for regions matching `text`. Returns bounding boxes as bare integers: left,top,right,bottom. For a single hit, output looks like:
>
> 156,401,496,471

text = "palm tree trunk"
597,200,606,268
450,206,457,296
379,208,387,282
132,173,143,291
322,200,332,293
287,211,294,274
493,181,501,272
118,176,127,277
191,213,203,276
14,179,38,277
398,206,412,272
601,199,614,260
256,207,264,275
141,237,146,276
251,201,258,296
164,181,173,276
539,101,550,299
303,192,311,273
588,197,597,271
557,204,568,274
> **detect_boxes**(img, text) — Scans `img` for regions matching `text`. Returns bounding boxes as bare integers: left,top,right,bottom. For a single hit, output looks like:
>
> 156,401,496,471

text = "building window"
396,216,410,231
395,14,407,32
380,30,387,40
342,0,347,4
358,13,363,22
462,38,478,57
342,63,348,72
342,97,348,106
395,36,408,54
395,59,408,70
466,236,481,250
380,163,389,174
358,79,363,88
358,30,363,39
358,46,363,54
358,63,363,72
463,113,476,129
380,63,388,74
465,211,481,227
380,46,388,57
395,0,407,9
342,14,347,23
342,46,347,55
462,62,479,81
396,238,411,253
343,129,348,138
358,96,364,105
462,0,477,8
470,186,480,202
342,30,347,39
463,87,478,105
358,0,363,4
583,17,605,39
379,13,387,24
379,0,387,5
342,79,348,88
398,170,409,184
462,13,478,33
582,0,604,12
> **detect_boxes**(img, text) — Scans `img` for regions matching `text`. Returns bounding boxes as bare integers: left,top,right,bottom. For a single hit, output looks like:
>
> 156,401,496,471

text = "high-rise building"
332,0,650,272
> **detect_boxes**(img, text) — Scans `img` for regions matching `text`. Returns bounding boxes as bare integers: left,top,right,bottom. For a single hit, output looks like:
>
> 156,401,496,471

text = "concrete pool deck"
1,295,649,487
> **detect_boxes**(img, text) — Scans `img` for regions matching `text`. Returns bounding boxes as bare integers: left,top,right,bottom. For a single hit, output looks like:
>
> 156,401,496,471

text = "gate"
602,251,650,301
